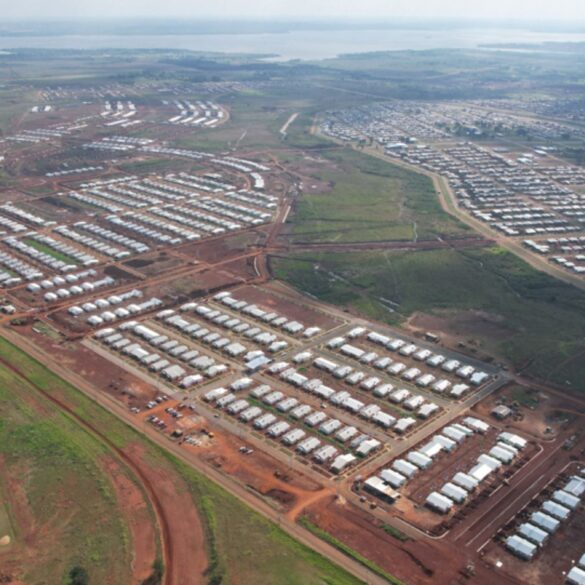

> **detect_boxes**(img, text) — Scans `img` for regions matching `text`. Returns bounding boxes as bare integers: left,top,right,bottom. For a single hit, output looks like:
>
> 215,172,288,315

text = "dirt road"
1,327,396,585
0,333,208,585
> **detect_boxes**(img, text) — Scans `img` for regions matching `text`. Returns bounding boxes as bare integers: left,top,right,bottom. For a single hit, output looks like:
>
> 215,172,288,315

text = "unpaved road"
1,327,394,585
0,333,208,585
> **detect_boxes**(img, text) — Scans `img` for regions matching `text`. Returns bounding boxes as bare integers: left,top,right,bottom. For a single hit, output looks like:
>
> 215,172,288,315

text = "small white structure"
440,482,467,504
425,492,453,514
567,566,585,585
505,535,537,561
380,469,407,489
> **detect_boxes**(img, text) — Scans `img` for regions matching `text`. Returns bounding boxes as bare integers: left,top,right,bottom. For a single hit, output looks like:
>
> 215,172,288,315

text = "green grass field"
178,467,365,585
0,344,133,584
290,147,469,243
117,157,194,175
272,246,585,389
0,337,367,585
24,238,79,266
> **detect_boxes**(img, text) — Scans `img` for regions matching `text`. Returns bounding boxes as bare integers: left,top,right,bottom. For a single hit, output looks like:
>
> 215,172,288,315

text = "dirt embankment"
0,350,208,585
101,456,158,584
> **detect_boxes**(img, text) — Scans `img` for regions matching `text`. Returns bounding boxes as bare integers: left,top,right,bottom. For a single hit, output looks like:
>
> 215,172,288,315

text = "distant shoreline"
2,19,585,38
3,27,585,61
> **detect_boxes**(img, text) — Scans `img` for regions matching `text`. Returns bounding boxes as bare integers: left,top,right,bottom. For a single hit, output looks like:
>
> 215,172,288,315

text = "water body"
1,28,585,60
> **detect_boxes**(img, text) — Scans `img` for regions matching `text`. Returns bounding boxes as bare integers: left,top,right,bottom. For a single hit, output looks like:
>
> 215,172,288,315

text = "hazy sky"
3,0,584,22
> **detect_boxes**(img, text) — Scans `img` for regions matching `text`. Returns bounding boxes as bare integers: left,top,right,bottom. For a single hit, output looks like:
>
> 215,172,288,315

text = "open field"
288,147,470,244
0,342,135,584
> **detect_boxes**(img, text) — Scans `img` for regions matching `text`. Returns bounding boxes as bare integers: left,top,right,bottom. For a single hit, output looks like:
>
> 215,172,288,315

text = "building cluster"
101,100,141,129
327,327,490,397
204,378,381,474
95,311,232,388
365,419,527,515
167,99,225,127
504,469,585,564
320,100,585,278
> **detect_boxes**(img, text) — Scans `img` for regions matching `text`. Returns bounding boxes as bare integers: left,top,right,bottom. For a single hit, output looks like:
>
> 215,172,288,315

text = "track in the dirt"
269,236,493,253
0,354,175,585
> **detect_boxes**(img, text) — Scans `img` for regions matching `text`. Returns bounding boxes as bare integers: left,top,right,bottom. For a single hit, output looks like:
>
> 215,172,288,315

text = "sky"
2,0,584,22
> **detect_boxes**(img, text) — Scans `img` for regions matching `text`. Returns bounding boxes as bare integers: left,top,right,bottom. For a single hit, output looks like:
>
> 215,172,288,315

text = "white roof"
530,511,560,533
499,432,527,450
552,489,580,509
380,469,407,488
469,463,493,483
463,416,490,433
489,445,515,464
565,476,585,498
452,472,479,491
356,438,381,456
425,491,453,513
442,426,466,442
542,500,571,520
407,451,432,469
478,454,502,470
505,535,537,560
441,482,467,504
364,477,398,500
567,567,585,585
419,438,444,459
517,522,548,546
392,459,418,478
434,434,457,451
282,428,306,445
330,453,356,472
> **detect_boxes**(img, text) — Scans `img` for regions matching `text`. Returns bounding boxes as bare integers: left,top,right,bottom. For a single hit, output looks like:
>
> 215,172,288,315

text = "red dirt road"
0,351,208,585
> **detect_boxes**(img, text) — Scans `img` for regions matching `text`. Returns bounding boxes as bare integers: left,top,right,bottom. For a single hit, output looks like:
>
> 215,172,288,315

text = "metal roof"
505,535,537,560
426,491,453,513
567,566,585,585
517,522,548,546
441,482,467,504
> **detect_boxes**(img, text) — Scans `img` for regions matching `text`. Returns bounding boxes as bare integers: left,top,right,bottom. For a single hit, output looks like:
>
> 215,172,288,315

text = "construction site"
1,50,585,585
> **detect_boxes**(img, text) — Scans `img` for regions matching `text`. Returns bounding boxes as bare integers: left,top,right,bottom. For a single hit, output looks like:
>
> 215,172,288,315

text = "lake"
1,27,585,60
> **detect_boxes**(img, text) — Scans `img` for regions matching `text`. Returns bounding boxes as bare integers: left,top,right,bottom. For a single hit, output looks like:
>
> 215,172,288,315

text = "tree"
141,559,164,585
69,566,89,585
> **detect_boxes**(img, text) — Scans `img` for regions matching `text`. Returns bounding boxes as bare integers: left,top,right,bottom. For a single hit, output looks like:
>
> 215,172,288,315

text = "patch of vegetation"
198,495,227,584
272,246,585,389
0,347,132,584
24,237,78,265
140,559,164,585
299,517,405,585
508,385,541,409
118,158,192,174
68,566,90,585
382,524,412,542
285,112,330,149
291,147,468,243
